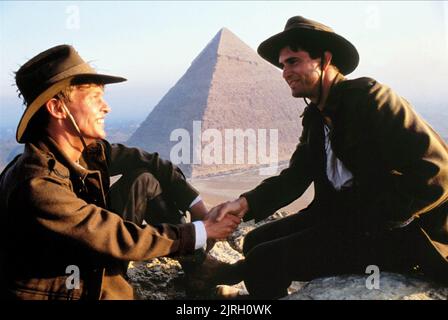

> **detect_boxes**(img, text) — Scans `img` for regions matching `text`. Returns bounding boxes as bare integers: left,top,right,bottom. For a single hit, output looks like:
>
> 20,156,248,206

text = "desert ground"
189,167,314,213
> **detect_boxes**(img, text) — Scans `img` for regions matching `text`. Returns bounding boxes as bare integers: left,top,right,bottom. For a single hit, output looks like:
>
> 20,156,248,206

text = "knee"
242,229,258,257
244,244,290,299
131,171,162,200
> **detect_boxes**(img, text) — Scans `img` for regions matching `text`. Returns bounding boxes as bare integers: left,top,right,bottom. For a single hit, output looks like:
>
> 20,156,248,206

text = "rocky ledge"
127,212,448,300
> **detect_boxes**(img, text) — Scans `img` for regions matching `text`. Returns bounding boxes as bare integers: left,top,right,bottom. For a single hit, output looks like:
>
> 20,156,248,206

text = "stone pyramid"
127,28,305,177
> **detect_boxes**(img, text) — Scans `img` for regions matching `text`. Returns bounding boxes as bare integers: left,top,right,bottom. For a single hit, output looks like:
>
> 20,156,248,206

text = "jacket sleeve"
15,174,196,261
241,128,313,222
359,82,448,227
103,141,199,211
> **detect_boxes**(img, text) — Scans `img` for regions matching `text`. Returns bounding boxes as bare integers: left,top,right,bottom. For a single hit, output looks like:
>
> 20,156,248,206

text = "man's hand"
208,197,249,222
203,212,241,240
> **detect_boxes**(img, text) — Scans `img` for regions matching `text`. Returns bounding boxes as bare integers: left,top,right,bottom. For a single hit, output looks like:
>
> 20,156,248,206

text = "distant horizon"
1,98,447,131
1,101,447,139
1,98,447,130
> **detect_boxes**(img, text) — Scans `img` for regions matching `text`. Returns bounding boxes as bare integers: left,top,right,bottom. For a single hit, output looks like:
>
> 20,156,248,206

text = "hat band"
47,62,96,84
285,22,334,33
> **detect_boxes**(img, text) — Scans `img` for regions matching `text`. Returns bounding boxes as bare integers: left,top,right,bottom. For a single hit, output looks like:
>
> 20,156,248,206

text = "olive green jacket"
0,137,199,299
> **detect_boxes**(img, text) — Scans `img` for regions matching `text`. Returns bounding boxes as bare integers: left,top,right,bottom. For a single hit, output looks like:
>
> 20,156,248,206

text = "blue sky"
1,1,447,127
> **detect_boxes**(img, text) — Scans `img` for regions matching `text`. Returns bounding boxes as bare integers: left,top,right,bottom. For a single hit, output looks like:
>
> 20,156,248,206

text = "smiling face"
279,46,322,100
64,84,110,145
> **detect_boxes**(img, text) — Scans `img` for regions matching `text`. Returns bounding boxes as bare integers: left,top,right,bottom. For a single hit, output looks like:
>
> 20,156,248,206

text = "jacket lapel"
304,104,332,197
321,74,359,173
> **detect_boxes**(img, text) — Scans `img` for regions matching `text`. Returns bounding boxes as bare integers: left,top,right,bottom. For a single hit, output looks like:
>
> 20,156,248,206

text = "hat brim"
257,28,359,75
16,73,126,143
67,73,127,86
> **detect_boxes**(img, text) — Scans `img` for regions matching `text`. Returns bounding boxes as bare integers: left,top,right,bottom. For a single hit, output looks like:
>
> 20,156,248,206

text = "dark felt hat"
15,44,126,143
257,16,359,75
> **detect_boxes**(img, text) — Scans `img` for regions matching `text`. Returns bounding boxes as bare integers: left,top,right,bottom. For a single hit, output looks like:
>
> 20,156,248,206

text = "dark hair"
287,41,339,73
288,41,325,59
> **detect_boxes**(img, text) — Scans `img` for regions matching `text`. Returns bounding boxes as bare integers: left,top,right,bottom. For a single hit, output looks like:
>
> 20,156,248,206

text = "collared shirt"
324,124,354,190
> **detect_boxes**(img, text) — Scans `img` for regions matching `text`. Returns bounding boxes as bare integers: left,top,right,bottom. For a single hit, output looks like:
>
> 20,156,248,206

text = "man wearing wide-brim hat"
209,16,448,299
0,45,240,300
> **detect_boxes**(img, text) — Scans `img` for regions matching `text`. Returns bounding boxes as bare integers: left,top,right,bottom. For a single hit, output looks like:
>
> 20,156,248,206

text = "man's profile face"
279,46,321,99
65,84,110,144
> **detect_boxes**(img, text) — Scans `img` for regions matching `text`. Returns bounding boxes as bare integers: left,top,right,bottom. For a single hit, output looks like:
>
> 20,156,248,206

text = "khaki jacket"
0,137,199,299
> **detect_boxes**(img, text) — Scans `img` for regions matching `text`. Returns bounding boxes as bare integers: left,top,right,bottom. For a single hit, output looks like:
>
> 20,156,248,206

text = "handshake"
202,197,249,241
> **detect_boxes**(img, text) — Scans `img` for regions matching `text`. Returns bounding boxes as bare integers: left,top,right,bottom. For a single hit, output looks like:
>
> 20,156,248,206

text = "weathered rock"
283,273,448,300
126,212,297,299
127,212,447,300
127,258,185,300
127,241,246,300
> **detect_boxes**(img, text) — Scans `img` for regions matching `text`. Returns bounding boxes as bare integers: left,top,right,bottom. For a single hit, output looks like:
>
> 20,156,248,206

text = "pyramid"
127,28,305,177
